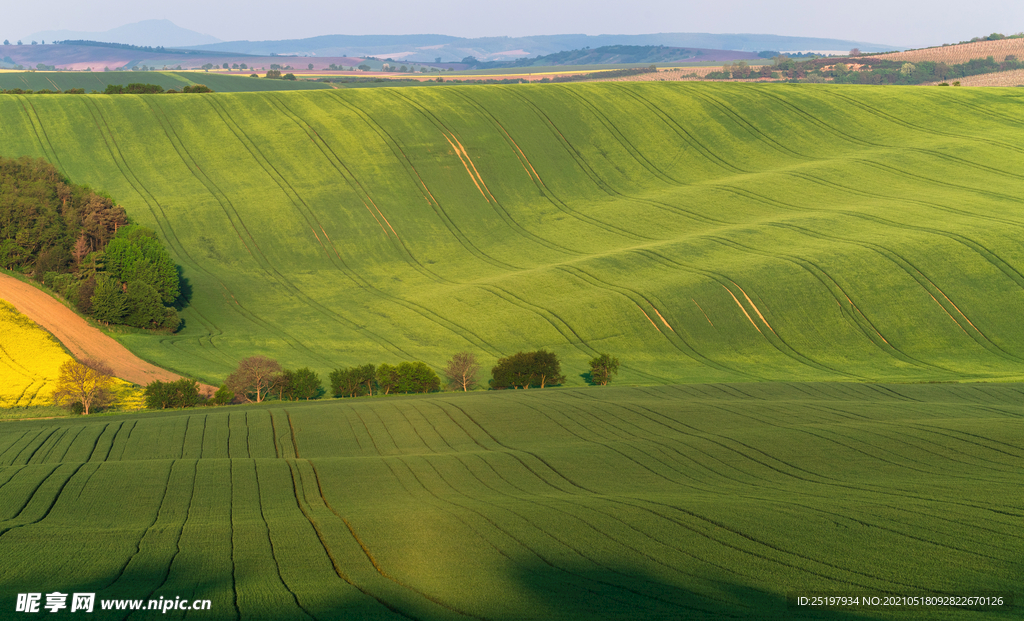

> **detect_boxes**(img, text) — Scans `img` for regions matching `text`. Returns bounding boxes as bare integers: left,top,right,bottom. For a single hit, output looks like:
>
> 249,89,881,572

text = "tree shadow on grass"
503,560,1012,621
173,265,192,311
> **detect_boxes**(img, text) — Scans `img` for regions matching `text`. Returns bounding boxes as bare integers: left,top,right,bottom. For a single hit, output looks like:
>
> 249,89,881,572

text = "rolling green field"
0,384,1020,620
0,71,331,92
2,83,1024,385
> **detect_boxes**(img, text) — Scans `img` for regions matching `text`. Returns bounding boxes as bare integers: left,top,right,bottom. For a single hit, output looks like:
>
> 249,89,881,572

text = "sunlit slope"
0,385,1020,620
2,83,1024,383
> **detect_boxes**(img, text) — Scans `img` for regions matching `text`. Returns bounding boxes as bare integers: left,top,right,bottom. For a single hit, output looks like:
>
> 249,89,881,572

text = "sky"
7,0,1023,49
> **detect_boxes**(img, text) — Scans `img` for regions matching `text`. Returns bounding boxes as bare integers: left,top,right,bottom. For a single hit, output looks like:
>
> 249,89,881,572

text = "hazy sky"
8,0,1023,48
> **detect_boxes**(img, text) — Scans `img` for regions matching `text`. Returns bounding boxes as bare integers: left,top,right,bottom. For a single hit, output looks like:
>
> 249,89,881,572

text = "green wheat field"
1,83,1023,619
1,385,1021,620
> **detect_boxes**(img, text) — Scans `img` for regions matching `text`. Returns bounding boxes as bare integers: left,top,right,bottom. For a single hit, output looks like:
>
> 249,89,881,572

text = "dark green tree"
588,353,620,386
278,367,323,400
491,350,564,389
532,350,565,388
123,279,166,328
330,367,363,398
211,384,235,405
90,273,127,324
144,378,201,409
105,226,179,304
395,362,440,393
376,363,400,395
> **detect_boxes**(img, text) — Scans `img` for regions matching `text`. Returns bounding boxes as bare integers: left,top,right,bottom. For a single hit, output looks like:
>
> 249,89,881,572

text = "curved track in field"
3,84,1024,384
0,385,1020,619
0,274,215,393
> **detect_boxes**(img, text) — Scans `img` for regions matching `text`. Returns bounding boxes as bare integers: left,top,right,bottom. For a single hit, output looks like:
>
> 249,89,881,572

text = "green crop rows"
2,84,1024,385
0,71,331,93
0,384,1020,620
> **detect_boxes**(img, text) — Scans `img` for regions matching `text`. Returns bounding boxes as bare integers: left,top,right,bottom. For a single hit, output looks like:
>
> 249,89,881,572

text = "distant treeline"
705,54,1024,85
1,83,214,94
313,66,658,88
546,66,659,83
829,56,1024,85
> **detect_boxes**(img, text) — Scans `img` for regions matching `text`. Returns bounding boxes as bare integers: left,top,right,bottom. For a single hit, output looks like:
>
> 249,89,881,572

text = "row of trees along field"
706,54,1024,84
66,351,620,413
0,83,213,95
49,350,621,413
0,156,184,330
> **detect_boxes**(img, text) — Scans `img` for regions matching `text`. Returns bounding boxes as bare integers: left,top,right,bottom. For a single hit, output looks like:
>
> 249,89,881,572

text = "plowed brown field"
867,37,1024,64
0,273,215,395
926,69,1024,86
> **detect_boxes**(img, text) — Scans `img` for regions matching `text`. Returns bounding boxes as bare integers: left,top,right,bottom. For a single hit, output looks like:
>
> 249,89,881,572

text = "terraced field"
0,384,1019,620
2,83,1024,385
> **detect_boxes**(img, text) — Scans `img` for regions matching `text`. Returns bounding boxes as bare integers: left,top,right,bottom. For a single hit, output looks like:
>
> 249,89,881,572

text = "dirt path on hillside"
0,273,215,395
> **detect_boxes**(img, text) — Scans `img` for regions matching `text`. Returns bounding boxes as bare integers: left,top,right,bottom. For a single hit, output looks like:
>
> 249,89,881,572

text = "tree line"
140,350,620,410
0,83,214,95
704,54,1024,85
51,349,621,414
1,156,185,331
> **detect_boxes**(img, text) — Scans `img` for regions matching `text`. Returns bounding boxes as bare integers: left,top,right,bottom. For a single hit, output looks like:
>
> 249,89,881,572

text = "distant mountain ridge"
27,19,220,48
185,32,900,62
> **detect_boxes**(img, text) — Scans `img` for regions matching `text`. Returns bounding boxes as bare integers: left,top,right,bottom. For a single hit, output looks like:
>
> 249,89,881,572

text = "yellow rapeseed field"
0,300,144,411
0,299,73,407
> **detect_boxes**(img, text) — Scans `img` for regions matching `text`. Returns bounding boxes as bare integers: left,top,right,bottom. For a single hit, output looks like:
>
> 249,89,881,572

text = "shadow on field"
510,562,888,621
0,564,230,621
174,265,192,311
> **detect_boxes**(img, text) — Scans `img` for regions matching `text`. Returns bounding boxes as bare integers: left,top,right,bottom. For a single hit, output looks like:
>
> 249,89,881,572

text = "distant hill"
467,45,760,68
26,19,220,48
0,43,365,72
862,36,1024,64
185,32,899,63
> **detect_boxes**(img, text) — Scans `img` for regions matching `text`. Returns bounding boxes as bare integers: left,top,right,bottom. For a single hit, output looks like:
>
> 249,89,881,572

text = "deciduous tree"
532,350,565,388
490,350,563,389
52,358,115,415
588,353,620,386
144,378,201,409
226,356,282,403
330,366,363,398
278,367,323,400
444,351,479,391
376,363,400,395
395,362,440,393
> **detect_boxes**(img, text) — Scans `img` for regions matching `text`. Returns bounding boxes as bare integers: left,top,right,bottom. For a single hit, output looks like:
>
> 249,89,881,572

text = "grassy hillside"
2,83,1024,384
0,71,330,92
0,384,1019,620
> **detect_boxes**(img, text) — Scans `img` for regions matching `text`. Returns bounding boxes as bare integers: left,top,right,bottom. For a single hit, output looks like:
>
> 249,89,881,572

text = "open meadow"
3,83,1024,386
0,384,1020,620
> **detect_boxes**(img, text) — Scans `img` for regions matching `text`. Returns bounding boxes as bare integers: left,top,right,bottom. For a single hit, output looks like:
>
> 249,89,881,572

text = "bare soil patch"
866,38,1024,64
0,273,215,394
925,69,1024,87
